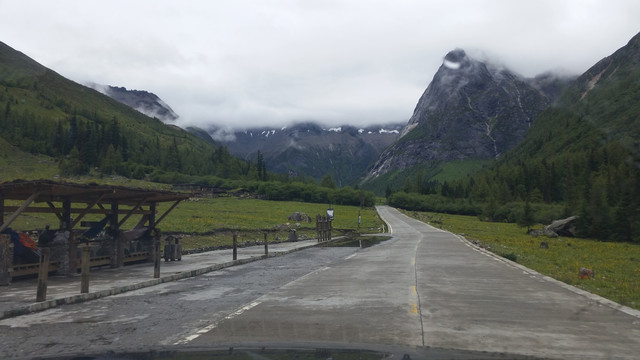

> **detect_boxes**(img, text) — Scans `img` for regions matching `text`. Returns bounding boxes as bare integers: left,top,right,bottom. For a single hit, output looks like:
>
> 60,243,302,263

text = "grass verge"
402,210,640,310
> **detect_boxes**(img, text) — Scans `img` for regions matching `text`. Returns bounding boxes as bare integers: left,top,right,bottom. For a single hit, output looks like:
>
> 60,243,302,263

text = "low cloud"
208,127,237,142
1,1,639,130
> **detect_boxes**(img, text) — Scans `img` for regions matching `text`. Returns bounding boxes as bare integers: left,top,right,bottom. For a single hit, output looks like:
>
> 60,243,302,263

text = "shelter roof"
0,180,189,206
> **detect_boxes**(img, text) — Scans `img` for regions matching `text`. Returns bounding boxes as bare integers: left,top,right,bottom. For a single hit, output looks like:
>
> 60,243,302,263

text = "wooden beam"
149,202,156,229
134,214,150,229
46,201,63,221
154,200,182,227
118,198,146,227
3,206,151,215
71,193,107,228
0,192,4,225
0,191,41,233
62,198,71,231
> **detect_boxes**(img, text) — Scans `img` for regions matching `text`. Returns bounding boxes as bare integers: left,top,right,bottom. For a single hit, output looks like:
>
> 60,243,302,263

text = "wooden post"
328,217,332,241
64,198,79,275
149,202,156,233
36,248,51,302
175,238,182,261
264,232,268,256
233,233,238,260
0,192,4,227
325,216,329,241
117,237,125,268
68,231,78,274
110,201,121,268
81,245,90,294
0,234,11,285
322,216,327,242
153,237,161,278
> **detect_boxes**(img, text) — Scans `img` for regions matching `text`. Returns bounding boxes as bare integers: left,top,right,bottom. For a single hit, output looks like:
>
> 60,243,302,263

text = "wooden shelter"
0,180,189,282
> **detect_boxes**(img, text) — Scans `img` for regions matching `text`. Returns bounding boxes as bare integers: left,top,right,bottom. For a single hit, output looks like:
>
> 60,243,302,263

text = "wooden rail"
11,261,60,277
9,251,151,279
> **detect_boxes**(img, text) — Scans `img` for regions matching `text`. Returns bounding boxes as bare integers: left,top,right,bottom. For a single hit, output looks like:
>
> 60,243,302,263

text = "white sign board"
327,209,334,220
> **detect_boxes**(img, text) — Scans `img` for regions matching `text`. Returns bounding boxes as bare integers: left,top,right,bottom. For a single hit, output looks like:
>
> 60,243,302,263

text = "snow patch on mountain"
379,129,399,134
443,59,461,69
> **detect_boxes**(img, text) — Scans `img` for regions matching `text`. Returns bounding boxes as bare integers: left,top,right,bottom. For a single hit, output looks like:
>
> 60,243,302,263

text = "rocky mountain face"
211,123,403,186
89,84,179,123
364,49,560,182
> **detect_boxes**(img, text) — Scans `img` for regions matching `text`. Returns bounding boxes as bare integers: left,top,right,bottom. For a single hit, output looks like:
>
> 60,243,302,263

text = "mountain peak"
443,48,469,70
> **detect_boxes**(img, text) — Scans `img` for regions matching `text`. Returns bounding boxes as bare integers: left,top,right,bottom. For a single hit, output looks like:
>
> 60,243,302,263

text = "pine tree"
59,146,88,175
165,138,182,171
101,145,121,175
517,200,535,232
385,185,393,199
65,115,78,154
108,117,120,150
256,151,264,181
321,174,337,189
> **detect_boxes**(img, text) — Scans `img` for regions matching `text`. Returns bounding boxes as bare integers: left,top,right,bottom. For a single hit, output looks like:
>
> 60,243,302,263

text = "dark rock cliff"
365,49,552,181
89,84,179,123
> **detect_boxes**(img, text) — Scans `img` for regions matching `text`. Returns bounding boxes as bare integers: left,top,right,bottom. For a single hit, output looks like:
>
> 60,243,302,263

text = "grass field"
158,197,384,250
402,210,640,310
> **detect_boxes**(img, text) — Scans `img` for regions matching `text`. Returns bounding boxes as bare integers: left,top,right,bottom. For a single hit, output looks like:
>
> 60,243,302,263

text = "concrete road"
189,206,640,359
0,247,360,359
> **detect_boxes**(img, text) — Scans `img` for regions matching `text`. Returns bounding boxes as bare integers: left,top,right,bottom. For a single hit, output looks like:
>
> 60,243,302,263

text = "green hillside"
362,158,489,195
0,41,252,182
0,136,58,180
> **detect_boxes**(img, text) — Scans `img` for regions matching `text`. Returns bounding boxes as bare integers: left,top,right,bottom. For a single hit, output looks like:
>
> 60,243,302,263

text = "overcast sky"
1,1,639,130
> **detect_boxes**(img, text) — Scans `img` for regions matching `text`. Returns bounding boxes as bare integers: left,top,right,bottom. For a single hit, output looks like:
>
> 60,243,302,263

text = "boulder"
578,267,594,279
288,212,312,223
544,216,579,237
528,229,558,238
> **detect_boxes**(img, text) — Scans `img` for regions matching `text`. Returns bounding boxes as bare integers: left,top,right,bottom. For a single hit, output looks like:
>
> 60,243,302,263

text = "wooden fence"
316,215,332,242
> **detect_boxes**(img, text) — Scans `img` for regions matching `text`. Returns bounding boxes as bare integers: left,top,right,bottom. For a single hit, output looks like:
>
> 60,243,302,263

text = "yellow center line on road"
409,286,419,314
409,303,419,315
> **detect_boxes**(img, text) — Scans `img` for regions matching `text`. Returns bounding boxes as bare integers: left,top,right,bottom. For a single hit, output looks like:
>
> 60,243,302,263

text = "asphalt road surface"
1,206,639,359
